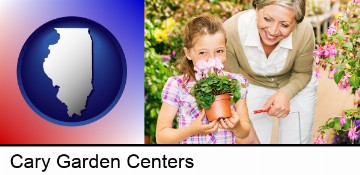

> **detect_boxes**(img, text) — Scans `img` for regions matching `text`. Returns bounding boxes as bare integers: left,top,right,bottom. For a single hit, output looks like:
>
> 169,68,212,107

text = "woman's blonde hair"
252,0,305,23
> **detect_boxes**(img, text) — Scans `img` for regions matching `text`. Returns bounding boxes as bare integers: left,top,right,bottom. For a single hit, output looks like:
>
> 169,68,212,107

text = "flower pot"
144,135,150,144
205,94,232,122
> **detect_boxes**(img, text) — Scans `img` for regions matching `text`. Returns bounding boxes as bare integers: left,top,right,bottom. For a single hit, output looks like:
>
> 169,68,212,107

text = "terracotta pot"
205,94,232,122
144,135,150,144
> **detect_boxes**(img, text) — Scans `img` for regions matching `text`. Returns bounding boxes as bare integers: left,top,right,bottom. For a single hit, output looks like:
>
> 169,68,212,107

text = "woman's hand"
263,91,290,118
189,110,219,135
219,109,240,131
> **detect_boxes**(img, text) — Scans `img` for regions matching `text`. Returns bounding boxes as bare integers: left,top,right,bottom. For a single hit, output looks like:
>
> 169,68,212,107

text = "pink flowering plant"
313,1,360,144
313,1,360,94
315,109,360,144
190,58,241,110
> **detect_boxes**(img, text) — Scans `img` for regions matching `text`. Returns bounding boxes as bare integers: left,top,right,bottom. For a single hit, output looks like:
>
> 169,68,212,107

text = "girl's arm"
232,97,252,138
235,126,260,144
156,102,219,144
219,98,251,139
233,98,260,143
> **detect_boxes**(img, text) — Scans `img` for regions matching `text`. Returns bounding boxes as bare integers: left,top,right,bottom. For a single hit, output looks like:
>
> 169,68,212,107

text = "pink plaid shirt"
161,71,248,144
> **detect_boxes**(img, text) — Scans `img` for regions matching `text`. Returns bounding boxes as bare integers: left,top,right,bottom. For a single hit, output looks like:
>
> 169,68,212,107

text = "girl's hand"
262,91,290,118
219,109,240,131
189,110,219,135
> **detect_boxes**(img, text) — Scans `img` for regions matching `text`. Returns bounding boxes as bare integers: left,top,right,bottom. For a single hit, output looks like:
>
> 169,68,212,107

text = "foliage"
190,58,241,109
144,19,178,144
314,108,360,144
313,1,360,144
314,1,360,95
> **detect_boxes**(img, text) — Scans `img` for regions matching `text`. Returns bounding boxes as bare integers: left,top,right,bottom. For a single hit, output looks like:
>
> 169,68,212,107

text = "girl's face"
184,32,226,66
256,4,296,47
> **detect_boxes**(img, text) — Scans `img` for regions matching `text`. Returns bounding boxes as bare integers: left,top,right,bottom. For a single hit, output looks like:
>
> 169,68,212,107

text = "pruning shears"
253,107,270,114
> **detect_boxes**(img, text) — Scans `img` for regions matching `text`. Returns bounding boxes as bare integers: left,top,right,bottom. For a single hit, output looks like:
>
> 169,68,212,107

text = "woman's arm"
263,19,315,118
156,103,219,144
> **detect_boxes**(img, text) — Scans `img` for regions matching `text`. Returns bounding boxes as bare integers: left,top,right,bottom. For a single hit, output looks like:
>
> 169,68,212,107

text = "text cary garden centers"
10,153,195,172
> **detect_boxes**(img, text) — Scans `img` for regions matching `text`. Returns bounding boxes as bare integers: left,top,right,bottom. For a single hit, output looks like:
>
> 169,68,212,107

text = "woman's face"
184,32,226,65
256,4,296,47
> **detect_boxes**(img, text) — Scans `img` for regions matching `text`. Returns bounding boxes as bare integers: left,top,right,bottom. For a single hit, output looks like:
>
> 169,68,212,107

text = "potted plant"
190,57,242,121
313,1,360,144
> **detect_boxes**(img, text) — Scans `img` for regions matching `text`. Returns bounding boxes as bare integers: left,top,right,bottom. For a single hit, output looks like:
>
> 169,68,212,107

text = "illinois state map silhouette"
43,28,93,117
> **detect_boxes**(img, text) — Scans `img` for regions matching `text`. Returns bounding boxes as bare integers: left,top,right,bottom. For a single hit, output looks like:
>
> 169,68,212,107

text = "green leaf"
190,87,195,95
344,42,353,50
322,125,328,130
343,123,350,130
334,123,341,130
241,83,246,88
333,64,344,71
334,71,345,84
349,75,359,89
333,117,340,123
354,112,360,119
346,118,352,124
328,121,335,128
352,23,360,30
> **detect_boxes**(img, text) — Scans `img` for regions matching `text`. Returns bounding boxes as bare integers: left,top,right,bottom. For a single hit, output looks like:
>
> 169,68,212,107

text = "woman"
224,0,317,144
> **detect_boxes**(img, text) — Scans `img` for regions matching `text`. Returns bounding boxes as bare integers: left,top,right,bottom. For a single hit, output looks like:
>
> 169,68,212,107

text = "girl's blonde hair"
178,14,226,86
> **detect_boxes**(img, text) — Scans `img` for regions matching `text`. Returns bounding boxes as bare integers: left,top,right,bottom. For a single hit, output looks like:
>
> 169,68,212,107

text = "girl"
156,15,259,144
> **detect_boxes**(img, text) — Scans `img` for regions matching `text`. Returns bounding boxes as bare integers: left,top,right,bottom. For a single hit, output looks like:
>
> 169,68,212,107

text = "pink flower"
214,57,224,71
349,28,355,34
315,68,321,79
326,22,339,36
338,72,351,90
340,113,346,126
314,134,327,144
328,68,337,79
194,60,209,80
161,54,171,62
313,45,324,57
195,73,202,81
326,26,337,36
207,58,217,71
194,58,225,80
323,43,337,57
353,0,360,5
357,88,360,96
348,123,359,141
